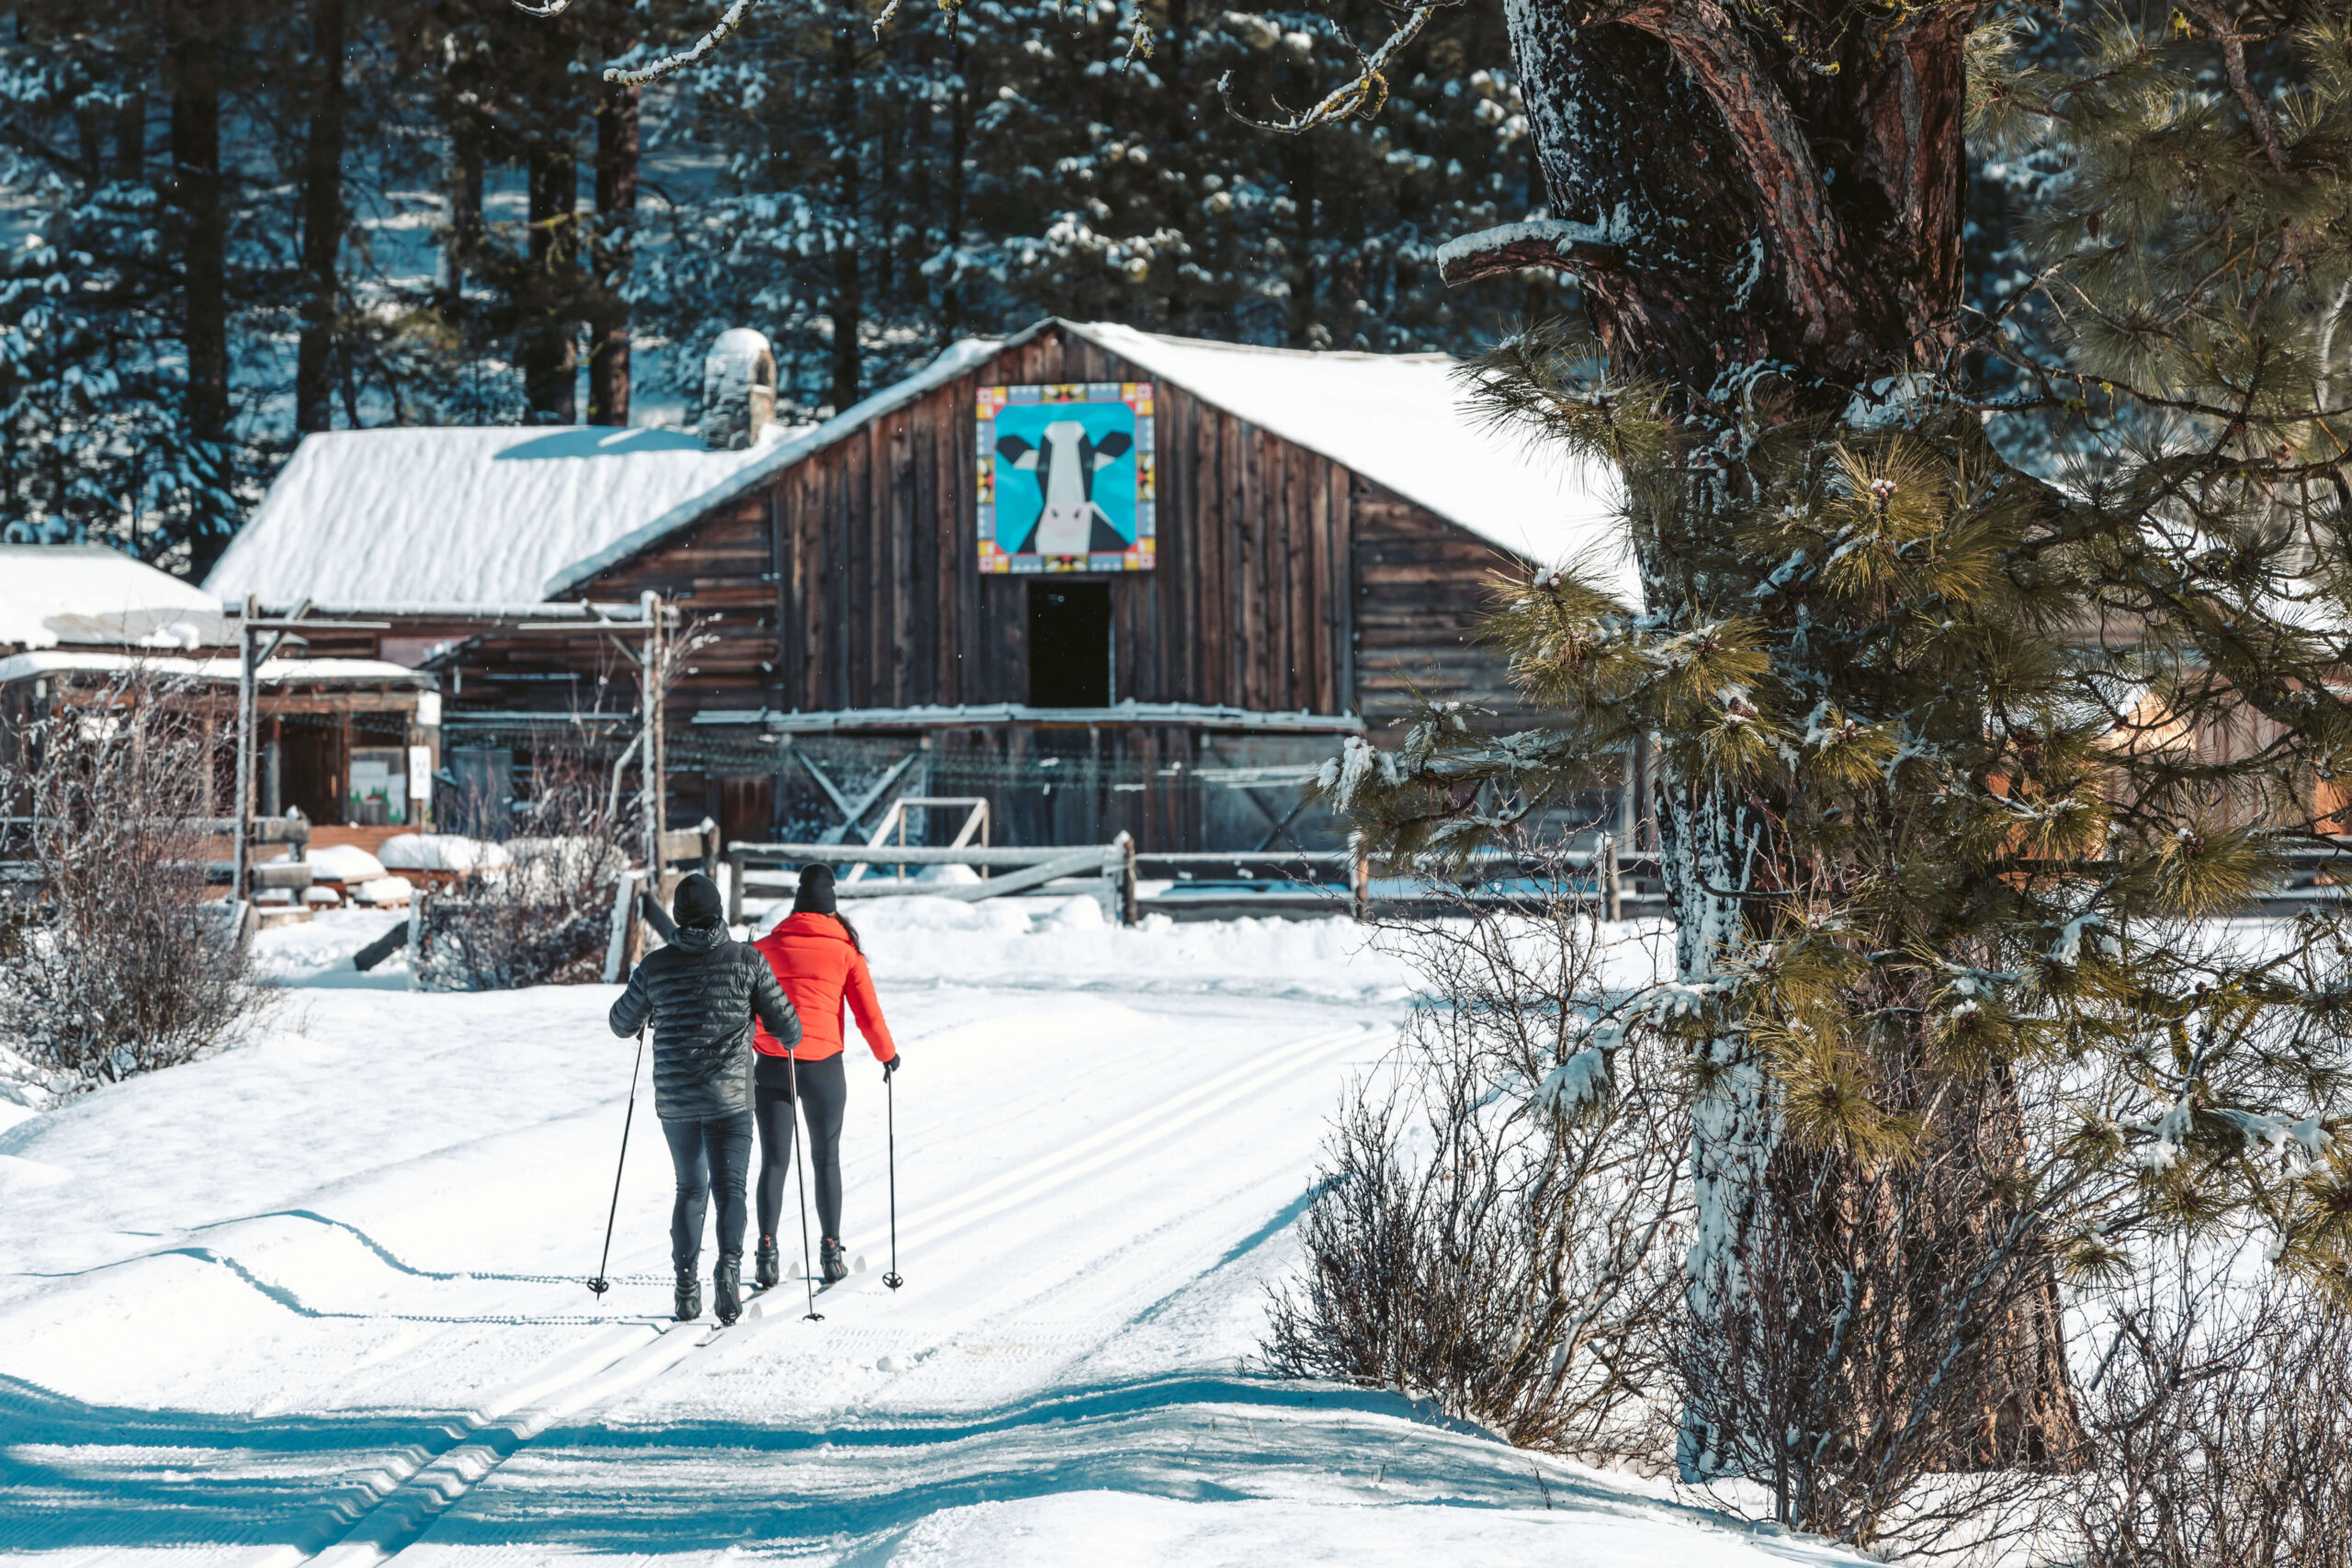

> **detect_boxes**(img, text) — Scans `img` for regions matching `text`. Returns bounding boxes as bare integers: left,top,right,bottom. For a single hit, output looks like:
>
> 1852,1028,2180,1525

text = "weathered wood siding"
1350,483,1524,722
572,322,1518,728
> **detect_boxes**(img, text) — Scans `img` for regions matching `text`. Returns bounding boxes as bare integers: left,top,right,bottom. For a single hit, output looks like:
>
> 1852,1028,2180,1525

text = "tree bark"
448,127,485,299
296,0,347,434
523,141,580,423
166,0,230,580
587,82,639,427
112,94,146,183
827,15,862,414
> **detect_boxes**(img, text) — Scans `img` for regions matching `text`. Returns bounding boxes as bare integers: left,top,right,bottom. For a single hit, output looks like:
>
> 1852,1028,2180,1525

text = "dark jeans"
755,1053,847,1242
660,1111,753,1269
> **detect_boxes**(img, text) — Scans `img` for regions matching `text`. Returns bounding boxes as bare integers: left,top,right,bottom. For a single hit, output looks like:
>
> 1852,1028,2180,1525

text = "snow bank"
280,843,388,882
379,833,510,872
883,1491,1858,1567
353,875,413,908
765,895,1418,1003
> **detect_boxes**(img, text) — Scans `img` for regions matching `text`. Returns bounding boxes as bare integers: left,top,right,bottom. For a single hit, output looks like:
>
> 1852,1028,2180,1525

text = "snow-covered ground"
0,901,1858,1566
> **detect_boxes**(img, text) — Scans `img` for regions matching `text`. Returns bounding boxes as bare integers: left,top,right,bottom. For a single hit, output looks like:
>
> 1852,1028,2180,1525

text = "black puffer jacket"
609,925,801,1121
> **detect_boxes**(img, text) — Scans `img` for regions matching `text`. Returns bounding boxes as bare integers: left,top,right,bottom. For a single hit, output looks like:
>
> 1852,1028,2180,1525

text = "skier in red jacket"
750,863,900,1287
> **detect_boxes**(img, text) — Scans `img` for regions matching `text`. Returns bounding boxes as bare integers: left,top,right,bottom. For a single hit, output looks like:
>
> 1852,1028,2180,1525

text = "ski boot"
714,1253,743,1325
820,1237,849,1285
755,1235,781,1290
673,1265,702,1323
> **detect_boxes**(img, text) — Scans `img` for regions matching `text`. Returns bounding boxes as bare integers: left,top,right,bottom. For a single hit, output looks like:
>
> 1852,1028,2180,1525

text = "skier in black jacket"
609,872,801,1324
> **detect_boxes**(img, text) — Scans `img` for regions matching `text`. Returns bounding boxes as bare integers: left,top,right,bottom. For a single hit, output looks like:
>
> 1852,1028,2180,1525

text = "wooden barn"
211,320,1618,852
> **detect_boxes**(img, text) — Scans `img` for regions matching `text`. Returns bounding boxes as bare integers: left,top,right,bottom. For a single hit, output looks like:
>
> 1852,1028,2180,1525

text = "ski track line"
875,1023,1379,1247
218,1021,1382,1568
222,1319,695,1568
77,1021,1379,1328
879,1023,1375,1263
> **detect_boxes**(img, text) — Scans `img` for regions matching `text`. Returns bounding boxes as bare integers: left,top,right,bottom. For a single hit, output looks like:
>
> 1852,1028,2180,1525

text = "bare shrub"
2056,1256,2352,1568
0,670,265,1097
1262,861,1688,1458
414,740,627,991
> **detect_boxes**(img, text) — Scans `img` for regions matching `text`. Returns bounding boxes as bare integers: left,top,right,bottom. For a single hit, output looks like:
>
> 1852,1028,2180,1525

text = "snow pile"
772,895,1419,1002
352,875,414,907
207,423,796,607
248,908,410,986
285,843,388,882
379,833,511,872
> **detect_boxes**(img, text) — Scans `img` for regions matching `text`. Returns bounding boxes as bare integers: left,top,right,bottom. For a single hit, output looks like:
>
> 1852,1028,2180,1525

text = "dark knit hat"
673,871,726,931
794,863,838,916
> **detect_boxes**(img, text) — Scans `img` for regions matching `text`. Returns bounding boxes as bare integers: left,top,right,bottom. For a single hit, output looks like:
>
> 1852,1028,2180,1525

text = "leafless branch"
603,0,757,85
1217,2,1444,134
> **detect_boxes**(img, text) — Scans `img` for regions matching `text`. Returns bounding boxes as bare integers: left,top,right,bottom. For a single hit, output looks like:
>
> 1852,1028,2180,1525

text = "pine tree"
1309,0,2352,1535
0,6,265,569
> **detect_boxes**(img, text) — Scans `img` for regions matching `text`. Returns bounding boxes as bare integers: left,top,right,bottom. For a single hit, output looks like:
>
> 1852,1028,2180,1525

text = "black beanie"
673,871,725,930
794,863,838,916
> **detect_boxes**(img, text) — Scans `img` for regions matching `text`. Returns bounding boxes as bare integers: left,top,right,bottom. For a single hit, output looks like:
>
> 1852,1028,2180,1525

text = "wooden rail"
728,835,1139,925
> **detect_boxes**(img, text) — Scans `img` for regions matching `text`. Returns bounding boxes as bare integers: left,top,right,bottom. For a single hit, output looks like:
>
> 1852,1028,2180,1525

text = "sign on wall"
977,381,1156,573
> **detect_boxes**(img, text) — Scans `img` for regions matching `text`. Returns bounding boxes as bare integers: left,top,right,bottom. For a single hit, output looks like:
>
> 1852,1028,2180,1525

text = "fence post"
1603,833,1624,924
1351,841,1371,922
726,846,744,928
404,892,427,988
1099,833,1127,926
1119,832,1139,926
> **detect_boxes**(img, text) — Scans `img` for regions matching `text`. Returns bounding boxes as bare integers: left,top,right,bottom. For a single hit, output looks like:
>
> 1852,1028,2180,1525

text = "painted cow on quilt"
998,421,1134,556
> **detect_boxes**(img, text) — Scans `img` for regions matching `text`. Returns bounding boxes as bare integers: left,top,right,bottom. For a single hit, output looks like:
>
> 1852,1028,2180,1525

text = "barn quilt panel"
976,382,1156,573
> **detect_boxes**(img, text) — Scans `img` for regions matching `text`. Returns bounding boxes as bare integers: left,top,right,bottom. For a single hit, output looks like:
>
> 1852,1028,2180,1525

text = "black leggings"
661,1112,753,1269
755,1054,847,1243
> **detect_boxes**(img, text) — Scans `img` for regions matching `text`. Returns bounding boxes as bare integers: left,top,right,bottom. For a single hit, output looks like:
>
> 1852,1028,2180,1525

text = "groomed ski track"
0,910,1862,1567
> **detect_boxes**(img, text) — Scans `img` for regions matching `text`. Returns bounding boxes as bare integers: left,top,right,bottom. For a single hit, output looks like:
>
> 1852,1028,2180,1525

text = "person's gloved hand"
882,1052,902,1080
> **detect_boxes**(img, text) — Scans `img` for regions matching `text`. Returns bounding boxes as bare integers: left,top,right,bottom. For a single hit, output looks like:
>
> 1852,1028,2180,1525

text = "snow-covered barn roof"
0,545,228,651
212,321,1630,611
205,423,800,608
543,320,1629,598
1067,322,1624,579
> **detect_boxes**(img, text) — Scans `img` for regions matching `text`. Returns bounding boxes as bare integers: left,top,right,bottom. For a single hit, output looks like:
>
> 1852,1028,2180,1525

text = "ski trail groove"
230,1021,1377,1566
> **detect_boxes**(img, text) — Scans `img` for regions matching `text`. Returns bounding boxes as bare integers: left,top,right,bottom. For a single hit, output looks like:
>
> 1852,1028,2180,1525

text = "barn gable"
559,320,1621,728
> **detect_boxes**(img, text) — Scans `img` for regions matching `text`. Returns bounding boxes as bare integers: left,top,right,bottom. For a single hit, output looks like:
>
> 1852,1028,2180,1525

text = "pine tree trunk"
588,83,639,428
448,128,485,299
524,141,579,423
112,94,145,183
1468,0,2073,1483
166,1,230,580
296,0,347,435
826,18,863,414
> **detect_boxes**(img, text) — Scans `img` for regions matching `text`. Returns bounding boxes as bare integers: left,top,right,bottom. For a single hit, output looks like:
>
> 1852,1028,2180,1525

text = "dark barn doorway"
1027,581,1112,707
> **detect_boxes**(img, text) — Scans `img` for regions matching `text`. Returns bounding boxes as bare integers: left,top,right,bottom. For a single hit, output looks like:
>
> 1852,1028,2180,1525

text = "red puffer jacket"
751,912,898,1064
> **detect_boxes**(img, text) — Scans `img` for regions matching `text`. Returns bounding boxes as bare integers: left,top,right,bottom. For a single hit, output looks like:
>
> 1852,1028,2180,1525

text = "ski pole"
883,1066,903,1290
587,1025,645,1298
788,1048,823,1321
